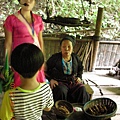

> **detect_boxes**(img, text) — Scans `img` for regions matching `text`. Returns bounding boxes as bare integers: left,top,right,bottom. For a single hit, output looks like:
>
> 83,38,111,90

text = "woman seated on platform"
45,35,90,104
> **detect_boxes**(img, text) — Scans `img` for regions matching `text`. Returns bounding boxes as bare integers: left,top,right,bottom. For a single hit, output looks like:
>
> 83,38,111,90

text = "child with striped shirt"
0,43,54,120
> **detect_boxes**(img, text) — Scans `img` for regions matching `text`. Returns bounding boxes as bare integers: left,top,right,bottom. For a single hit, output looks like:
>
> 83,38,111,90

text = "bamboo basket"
54,100,73,118
83,97,117,120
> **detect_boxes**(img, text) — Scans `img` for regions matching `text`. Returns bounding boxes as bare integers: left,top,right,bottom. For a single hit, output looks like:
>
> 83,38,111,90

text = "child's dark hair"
11,43,44,78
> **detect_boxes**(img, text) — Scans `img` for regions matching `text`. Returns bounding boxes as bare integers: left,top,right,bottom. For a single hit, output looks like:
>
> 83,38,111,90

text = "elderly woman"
45,35,90,104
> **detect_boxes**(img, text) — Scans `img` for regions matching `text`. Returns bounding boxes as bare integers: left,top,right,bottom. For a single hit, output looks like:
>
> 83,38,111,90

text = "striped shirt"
0,83,54,120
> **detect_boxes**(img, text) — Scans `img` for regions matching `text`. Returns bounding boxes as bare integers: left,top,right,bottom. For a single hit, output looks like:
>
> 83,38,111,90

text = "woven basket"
83,97,117,120
54,100,73,118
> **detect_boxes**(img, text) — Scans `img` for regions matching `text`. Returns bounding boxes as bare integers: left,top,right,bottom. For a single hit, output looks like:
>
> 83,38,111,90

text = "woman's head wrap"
60,35,76,46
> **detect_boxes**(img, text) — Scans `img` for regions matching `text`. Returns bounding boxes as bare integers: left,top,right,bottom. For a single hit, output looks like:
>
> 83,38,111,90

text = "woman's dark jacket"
45,52,83,83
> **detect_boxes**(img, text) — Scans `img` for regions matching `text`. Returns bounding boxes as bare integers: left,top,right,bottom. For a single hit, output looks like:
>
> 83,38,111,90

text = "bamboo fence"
0,37,120,71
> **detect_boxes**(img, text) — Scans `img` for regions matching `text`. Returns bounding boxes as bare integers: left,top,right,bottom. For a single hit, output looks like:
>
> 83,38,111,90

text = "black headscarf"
60,35,76,46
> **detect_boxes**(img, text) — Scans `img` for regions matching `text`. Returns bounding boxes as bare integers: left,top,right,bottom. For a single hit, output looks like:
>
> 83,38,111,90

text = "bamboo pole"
100,41,120,44
43,37,120,44
43,27,115,36
89,41,94,70
90,7,104,71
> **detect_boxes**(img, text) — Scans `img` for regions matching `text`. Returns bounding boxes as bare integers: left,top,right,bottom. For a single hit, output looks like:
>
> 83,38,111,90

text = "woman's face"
61,40,73,57
19,0,35,11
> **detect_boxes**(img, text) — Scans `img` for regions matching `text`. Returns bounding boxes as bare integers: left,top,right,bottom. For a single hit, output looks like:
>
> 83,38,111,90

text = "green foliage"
0,0,120,37
0,50,14,93
0,68,14,93
43,0,120,37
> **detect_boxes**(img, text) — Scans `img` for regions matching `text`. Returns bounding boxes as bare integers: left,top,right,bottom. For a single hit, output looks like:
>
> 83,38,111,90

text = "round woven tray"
83,97,117,120
54,100,73,118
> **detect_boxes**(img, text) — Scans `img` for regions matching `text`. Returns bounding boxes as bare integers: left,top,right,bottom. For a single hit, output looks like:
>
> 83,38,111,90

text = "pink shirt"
3,11,44,50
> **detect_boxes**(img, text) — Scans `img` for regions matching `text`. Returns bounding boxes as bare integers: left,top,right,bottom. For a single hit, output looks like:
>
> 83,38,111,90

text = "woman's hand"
75,77,82,84
50,79,58,89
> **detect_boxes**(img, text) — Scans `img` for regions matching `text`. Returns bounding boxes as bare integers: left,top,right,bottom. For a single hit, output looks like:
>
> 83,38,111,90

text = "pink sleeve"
3,15,14,32
37,15,44,31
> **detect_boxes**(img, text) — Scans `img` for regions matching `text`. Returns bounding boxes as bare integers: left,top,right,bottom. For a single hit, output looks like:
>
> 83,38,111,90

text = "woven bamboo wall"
44,37,120,71
44,39,60,61
96,42,120,66
0,37,120,71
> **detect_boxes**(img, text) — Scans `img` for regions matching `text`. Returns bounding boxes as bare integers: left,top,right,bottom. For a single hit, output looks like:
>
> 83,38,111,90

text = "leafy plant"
0,0,120,38
0,50,14,93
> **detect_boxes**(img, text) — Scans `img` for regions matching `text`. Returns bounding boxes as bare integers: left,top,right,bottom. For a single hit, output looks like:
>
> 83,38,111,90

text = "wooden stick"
89,41,94,71
43,27,116,36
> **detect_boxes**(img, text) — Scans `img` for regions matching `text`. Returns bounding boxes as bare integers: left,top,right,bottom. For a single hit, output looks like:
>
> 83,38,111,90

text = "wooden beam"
90,7,104,72
43,27,115,36
100,41,120,44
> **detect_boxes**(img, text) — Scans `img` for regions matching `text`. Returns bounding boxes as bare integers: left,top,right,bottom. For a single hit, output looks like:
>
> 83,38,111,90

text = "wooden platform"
0,70,120,119
83,70,120,120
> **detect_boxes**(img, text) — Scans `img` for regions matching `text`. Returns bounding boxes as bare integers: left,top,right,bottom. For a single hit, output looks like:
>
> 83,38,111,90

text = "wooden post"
90,7,104,71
